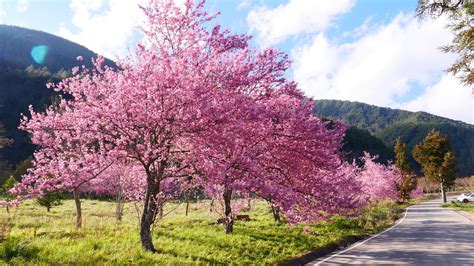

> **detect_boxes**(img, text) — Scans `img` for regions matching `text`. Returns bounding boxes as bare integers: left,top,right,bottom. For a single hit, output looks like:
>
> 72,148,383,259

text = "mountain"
341,126,394,165
1,25,472,180
0,25,115,182
0,25,114,72
313,99,474,176
0,68,59,166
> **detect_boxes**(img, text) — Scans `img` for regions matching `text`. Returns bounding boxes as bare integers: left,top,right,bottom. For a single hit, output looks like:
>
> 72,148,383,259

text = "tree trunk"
140,172,162,252
47,206,50,212
223,188,233,234
6,206,9,214
441,183,447,203
209,199,214,213
116,193,124,221
185,199,189,216
73,189,82,229
247,198,251,210
271,205,281,222
158,203,164,219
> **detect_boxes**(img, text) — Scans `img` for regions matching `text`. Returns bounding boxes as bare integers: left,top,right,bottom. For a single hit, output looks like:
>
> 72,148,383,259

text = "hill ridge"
313,99,474,176
0,24,114,72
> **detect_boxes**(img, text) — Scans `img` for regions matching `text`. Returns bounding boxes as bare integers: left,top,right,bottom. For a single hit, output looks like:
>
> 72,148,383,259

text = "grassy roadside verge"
442,202,474,213
0,198,426,265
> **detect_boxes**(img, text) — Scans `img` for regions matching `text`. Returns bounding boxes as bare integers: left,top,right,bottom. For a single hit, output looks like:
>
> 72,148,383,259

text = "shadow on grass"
152,220,320,264
51,230,87,239
0,237,39,262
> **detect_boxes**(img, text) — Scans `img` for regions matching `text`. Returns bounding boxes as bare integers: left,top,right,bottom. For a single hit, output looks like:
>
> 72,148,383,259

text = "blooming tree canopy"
11,0,367,251
356,152,403,202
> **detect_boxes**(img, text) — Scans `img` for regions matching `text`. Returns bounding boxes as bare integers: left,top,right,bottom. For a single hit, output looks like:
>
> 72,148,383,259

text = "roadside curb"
277,235,368,266
278,202,419,266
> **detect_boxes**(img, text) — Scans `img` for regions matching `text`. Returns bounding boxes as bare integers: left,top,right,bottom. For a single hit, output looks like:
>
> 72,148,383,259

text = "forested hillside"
0,25,114,72
313,99,474,176
1,25,471,180
0,25,115,182
341,126,394,165
0,67,60,181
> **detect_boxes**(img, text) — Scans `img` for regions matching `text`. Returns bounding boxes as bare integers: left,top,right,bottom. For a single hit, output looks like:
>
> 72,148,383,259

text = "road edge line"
313,206,410,265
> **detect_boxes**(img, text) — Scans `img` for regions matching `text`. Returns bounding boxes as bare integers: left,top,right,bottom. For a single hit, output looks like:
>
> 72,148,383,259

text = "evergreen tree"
0,123,13,184
417,0,474,85
394,137,418,202
412,130,457,202
0,123,12,148
1,176,17,213
36,192,64,212
11,157,32,180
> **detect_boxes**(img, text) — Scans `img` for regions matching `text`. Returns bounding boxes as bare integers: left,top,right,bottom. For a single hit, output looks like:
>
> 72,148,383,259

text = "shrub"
0,238,39,262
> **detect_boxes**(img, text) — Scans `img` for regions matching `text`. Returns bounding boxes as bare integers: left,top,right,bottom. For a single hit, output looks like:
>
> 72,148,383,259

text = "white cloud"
247,0,355,46
58,0,189,60
292,13,472,124
16,0,29,12
59,0,146,60
400,75,473,124
237,0,252,10
0,0,6,23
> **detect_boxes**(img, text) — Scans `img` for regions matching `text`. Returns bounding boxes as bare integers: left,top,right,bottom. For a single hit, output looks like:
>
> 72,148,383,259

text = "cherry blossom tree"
409,185,424,199
356,152,403,202
249,101,364,224
10,0,366,251
195,97,364,232
13,0,301,251
12,102,115,228
92,162,147,221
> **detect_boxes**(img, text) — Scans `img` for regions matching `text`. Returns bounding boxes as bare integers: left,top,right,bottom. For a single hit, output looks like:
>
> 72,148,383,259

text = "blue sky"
0,0,472,124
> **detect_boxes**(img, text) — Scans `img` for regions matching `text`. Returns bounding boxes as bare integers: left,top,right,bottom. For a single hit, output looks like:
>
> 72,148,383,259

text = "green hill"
0,25,114,72
313,99,474,176
0,67,61,162
341,126,394,165
0,25,115,182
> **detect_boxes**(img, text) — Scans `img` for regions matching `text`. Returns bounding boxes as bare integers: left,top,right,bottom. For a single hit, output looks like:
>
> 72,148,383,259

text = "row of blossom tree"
3,0,421,252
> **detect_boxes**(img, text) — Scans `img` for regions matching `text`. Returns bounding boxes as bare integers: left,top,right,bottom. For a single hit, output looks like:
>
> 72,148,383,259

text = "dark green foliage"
417,0,474,85
413,130,457,202
0,161,11,187
0,238,39,262
0,26,115,176
0,67,58,167
377,122,473,176
11,157,33,181
0,123,12,148
1,176,17,200
313,99,474,176
313,99,465,133
412,130,456,184
394,138,411,173
1,176,17,212
0,123,12,183
394,138,417,202
36,192,65,212
342,127,393,165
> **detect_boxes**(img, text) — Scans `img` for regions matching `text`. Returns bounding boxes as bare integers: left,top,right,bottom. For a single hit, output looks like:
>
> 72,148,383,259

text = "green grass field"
0,198,410,265
442,202,474,213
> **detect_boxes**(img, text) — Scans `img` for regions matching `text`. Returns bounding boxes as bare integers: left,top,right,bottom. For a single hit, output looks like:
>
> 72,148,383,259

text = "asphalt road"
309,198,474,265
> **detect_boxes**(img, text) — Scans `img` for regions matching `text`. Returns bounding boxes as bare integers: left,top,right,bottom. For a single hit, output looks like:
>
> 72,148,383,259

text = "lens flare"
30,45,49,64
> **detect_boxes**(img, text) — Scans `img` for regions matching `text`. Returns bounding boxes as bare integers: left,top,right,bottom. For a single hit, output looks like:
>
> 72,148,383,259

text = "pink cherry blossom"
356,152,403,202
9,0,370,251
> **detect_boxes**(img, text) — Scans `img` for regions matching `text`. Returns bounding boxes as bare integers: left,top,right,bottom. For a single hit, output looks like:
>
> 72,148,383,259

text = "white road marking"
312,206,410,265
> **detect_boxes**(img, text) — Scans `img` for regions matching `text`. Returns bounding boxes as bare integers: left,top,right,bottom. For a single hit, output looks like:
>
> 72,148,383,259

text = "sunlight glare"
30,45,49,64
